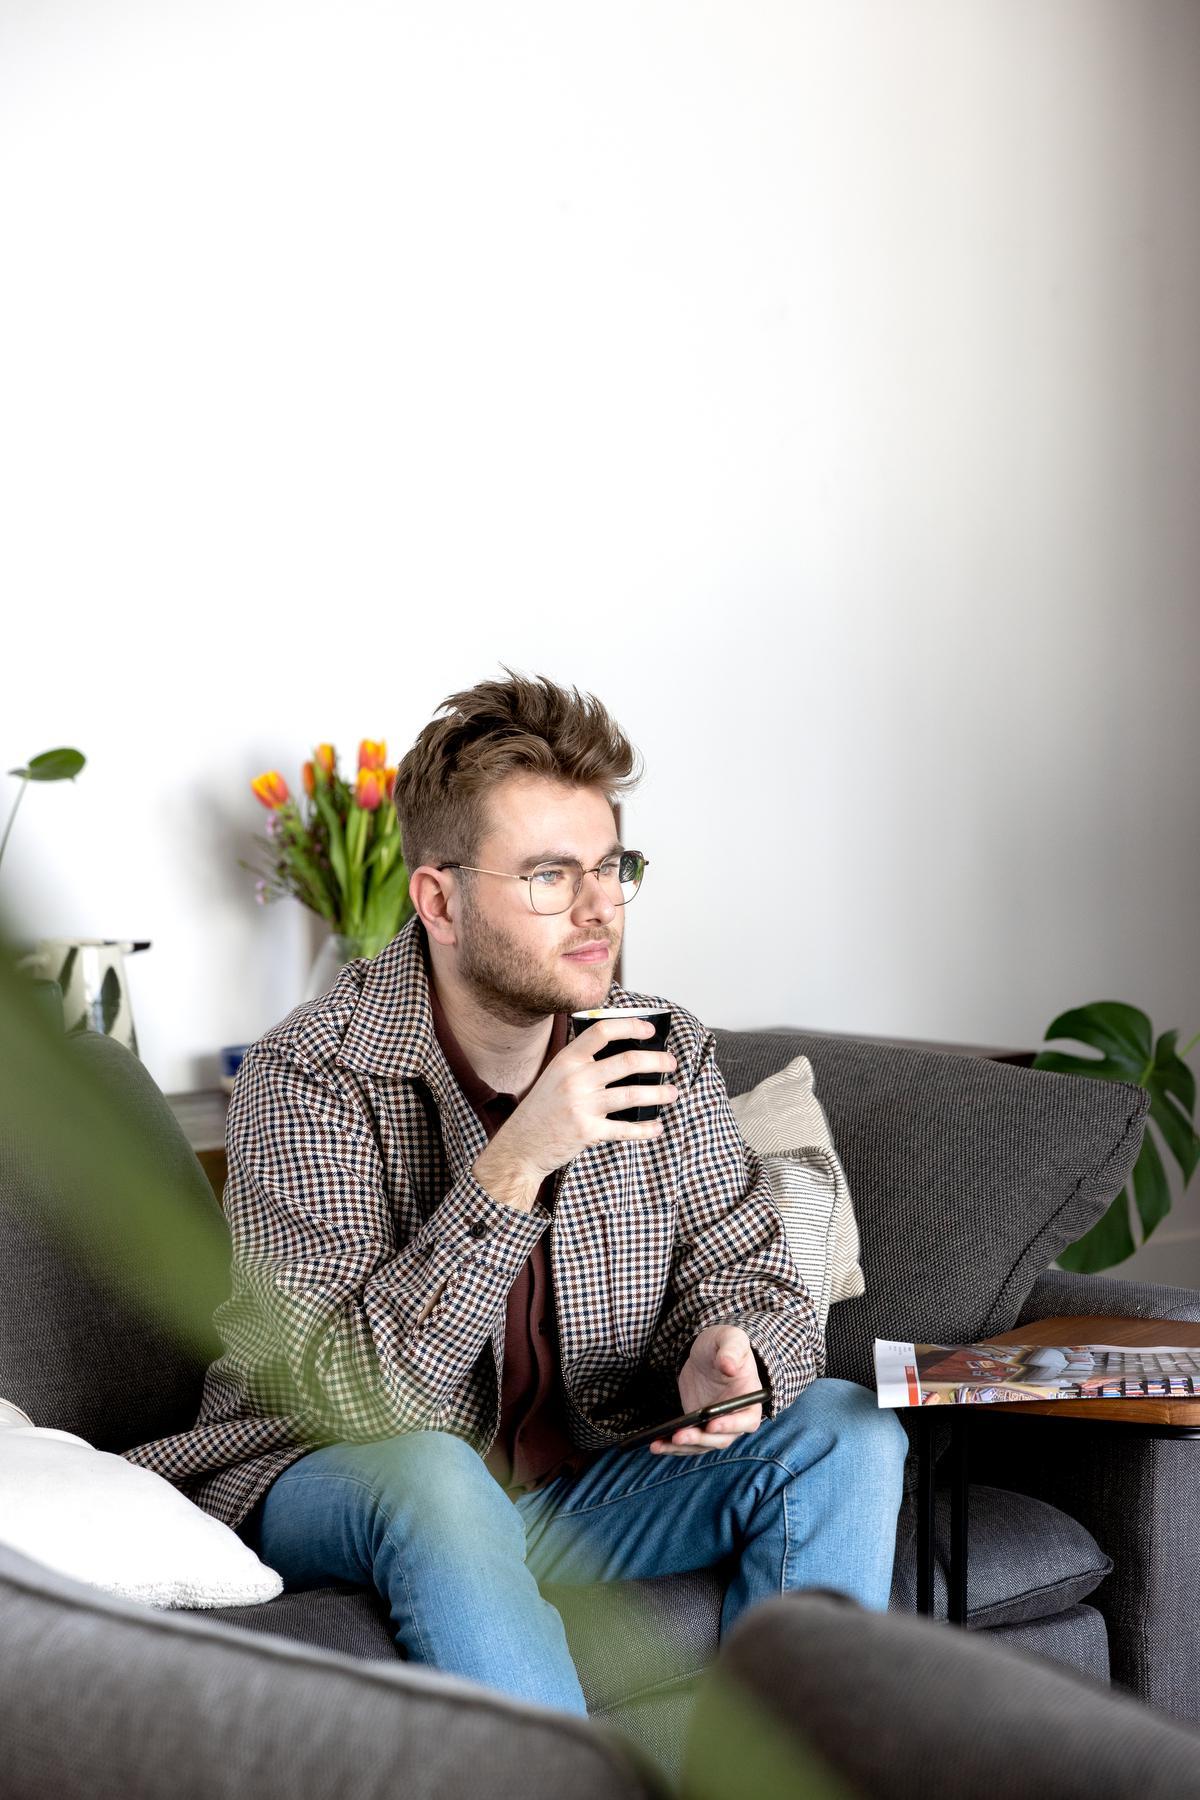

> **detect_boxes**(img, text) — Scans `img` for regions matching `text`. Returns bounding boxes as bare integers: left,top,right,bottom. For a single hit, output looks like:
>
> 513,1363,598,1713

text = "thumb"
714,1327,750,1376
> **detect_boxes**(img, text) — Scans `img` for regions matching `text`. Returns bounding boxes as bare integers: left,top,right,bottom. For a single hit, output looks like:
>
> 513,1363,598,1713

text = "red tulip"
251,771,289,810
358,739,387,772
383,765,397,795
355,767,385,811
301,760,315,796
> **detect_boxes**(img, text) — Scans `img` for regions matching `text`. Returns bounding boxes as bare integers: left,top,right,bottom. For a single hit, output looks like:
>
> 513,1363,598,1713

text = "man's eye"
599,859,622,879
532,866,567,885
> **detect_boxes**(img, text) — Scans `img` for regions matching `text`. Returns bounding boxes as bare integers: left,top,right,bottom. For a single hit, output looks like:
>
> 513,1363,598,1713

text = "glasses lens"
529,863,576,914
616,851,645,904
528,854,646,912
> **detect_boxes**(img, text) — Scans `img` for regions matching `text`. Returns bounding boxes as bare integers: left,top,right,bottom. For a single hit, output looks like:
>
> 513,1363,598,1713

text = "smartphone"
614,1388,769,1452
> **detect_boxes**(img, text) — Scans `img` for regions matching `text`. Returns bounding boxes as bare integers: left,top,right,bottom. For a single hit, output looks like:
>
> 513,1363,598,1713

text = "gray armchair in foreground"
687,1589,1200,1800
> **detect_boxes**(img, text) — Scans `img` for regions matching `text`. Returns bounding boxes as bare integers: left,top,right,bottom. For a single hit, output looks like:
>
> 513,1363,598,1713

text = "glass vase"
303,932,364,1002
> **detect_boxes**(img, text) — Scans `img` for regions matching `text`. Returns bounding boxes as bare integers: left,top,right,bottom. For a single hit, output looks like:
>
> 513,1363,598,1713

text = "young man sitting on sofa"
127,668,907,1715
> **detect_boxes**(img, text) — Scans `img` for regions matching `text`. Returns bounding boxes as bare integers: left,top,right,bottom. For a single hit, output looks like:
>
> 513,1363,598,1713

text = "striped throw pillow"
730,1055,866,1332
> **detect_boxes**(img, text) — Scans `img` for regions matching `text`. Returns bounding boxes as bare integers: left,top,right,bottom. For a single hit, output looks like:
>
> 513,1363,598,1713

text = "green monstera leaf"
1033,1002,1200,1273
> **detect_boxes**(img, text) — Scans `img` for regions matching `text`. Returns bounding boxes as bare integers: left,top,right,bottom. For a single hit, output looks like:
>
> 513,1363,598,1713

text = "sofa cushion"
889,1482,1112,1628
0,1420,281,1608
729,1054,865,1330
712,1028,1148,1390
210,1567,726,1718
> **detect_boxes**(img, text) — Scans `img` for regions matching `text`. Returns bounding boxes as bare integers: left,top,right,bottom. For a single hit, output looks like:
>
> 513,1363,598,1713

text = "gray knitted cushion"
888,1483,1111,1628
711,1029,1149,1390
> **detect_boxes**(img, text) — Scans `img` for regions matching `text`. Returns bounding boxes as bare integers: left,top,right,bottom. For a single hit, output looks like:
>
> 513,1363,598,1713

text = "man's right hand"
471,1017,679,1211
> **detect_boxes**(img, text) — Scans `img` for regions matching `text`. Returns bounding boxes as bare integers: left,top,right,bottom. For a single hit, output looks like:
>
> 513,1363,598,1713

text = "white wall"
3,1,1199,1277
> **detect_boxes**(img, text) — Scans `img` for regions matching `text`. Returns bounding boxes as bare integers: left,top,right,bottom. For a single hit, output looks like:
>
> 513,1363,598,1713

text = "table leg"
917,1410,934,1616
948,1412,969,1626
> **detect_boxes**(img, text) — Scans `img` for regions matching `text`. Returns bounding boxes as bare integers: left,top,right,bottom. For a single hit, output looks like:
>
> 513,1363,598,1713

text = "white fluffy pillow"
0,1418,282,1608
730,1054,866,1332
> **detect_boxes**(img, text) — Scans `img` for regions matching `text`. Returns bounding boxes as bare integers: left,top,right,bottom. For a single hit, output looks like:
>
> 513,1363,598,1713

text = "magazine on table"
874,1339,1200,1408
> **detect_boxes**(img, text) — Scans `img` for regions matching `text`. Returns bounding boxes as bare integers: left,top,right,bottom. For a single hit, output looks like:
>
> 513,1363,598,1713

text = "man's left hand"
650,1324,765,1455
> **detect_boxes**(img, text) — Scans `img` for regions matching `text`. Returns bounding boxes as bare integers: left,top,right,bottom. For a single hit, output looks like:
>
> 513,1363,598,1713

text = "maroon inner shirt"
426,976,586,1493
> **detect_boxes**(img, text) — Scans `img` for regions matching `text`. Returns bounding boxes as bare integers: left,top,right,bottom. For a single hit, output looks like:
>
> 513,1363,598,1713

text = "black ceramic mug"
569,1006,674,1123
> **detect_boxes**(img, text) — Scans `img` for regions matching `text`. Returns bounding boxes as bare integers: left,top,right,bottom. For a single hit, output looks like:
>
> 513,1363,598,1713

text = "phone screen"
614,1388,768,1452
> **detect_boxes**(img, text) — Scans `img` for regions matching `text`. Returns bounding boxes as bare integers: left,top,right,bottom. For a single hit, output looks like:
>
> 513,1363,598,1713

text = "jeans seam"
544,1450,797,1524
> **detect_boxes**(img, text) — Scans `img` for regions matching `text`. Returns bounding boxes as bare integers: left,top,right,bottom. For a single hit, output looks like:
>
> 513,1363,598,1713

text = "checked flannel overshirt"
124,916,824,1528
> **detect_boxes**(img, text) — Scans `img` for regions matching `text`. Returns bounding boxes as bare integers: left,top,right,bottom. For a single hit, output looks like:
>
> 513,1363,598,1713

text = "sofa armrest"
0,1546,663,1800
971,1267,1200,1722
682,1591,1200,1800
1018,1267,1200,1325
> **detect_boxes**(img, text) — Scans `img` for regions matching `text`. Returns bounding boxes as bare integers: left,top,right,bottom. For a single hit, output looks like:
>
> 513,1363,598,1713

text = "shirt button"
467,1220,489,1239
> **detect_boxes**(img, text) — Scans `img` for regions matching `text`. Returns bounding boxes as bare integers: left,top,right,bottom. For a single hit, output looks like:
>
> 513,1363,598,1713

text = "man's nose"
573,869,617,921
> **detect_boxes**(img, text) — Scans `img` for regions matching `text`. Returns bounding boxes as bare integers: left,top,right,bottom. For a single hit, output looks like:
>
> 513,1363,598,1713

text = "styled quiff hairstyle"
392,667,643,876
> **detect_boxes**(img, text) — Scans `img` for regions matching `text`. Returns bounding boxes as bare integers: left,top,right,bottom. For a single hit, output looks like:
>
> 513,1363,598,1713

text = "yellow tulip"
250,771,290,810
355,767,385,811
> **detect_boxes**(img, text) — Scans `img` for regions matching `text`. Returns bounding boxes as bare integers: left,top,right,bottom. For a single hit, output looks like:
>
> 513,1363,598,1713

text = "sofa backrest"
711,1027,1150,1389
0,1030,224,1450
1,1024,1150,1444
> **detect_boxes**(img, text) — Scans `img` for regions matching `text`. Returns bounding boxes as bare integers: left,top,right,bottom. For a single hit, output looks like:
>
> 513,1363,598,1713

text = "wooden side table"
166,1088,229,1198
915,1314,1200,1625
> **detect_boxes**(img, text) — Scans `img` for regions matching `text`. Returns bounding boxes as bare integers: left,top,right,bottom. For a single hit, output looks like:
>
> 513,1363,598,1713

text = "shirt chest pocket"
601,1205,675,1362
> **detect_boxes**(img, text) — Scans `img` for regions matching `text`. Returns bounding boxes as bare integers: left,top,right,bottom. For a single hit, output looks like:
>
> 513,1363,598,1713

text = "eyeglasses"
436,850,648,915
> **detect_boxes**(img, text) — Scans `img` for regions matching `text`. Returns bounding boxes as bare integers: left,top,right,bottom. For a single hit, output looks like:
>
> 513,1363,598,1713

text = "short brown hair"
392,667,643,874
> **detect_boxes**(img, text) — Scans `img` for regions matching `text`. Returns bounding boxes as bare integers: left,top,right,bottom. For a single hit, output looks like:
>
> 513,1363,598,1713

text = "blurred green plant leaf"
0,929,229,1356
9,747,86,781
1034,1001,1200,1273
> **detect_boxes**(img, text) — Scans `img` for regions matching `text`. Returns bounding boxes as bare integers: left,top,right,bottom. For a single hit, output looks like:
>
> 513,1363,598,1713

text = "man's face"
453,774,626,1025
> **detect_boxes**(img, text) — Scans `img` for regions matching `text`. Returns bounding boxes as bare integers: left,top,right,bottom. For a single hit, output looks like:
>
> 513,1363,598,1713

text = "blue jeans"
245,1377,907,1716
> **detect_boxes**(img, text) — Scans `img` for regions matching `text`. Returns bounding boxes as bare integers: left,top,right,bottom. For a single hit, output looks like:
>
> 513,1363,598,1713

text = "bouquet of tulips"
245,741,413,959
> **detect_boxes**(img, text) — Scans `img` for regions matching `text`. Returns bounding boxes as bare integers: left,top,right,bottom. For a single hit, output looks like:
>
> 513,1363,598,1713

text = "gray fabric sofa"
10,1541,1200,1800
687,1588,1200,1800
2,1019,1197,1784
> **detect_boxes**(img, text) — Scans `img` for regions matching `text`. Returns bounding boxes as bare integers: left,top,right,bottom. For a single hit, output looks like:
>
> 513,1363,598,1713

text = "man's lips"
563,943,611,962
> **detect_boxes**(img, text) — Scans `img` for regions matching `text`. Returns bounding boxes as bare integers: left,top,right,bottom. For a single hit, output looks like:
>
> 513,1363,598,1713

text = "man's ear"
410,866,458,947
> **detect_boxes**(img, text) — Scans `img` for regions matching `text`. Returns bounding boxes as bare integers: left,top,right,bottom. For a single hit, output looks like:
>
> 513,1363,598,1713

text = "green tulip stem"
0,776,27,872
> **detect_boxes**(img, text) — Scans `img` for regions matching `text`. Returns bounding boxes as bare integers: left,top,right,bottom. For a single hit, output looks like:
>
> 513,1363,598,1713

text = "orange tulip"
301,760,315,796
314,743,336,779
355,767,385,811
358,739,387,772
383,765,397,796
251,771,290,810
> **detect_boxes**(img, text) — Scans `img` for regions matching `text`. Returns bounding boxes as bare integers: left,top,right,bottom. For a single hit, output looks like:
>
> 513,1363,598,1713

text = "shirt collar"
336,914,582,1086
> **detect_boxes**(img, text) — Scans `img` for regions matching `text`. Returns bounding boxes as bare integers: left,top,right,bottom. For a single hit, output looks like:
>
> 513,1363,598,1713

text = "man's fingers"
649,1410,762,1454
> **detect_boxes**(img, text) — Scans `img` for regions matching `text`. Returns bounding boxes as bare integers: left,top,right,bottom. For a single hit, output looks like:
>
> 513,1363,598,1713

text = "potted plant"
1035,1002,1200,1272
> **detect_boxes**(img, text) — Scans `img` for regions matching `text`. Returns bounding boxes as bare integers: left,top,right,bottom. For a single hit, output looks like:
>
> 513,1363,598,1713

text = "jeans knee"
354,1431,519,1546
778,1378,908,1482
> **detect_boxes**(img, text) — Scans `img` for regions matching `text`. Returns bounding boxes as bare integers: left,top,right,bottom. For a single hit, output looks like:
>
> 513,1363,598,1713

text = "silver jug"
18,938,151,1055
